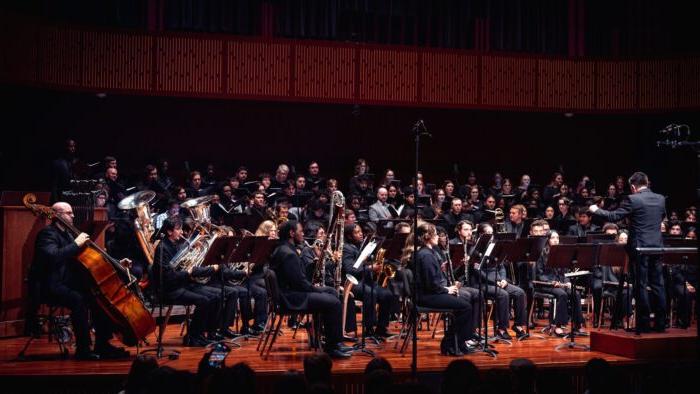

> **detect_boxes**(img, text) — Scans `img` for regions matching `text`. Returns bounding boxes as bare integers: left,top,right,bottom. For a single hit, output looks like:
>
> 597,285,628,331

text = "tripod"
142,235,180,360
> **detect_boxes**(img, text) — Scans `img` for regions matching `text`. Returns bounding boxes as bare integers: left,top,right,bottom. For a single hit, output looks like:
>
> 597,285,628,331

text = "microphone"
659,124,679,134
413,120,432,137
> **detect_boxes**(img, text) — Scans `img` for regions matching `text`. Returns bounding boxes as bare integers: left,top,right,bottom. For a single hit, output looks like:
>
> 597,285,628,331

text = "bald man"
29,202,128,360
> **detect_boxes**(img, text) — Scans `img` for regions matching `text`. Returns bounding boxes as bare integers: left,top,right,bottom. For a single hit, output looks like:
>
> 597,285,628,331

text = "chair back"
263,269,282,310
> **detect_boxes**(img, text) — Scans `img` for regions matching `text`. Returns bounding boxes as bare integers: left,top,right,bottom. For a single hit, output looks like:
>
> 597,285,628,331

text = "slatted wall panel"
38,27,81,87
481,55,537,108
596,61,637,110
227,41,290,97
82,31,152,91
538,59,595,109
679,58,700,109
294,43,355,101
156,36,222,94
0,19,37,83
421,52,479,106
639,60,678,110
359,47,418,103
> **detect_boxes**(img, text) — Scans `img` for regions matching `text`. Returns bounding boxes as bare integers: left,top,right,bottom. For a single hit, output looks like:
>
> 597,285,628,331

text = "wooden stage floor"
3,318,692,379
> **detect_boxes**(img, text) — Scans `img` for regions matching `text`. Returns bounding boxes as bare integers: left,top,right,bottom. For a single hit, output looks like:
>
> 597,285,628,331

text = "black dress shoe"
184,334,212,347
440,338,464,357
496,329,512,340
95,344,130,360
342,335,358,343
336,344,355,353
75,351,101,361
207,332,225,341
221,328,243,339
325,347,352,359
512,326,528,340
374,328,396,338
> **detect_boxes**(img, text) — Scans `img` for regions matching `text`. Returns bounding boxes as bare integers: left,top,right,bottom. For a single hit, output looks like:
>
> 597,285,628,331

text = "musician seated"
342,224,399,338
30,202,129,360
535,231,586,337
671,258,697,329
152,218,221,347
590,225,632,327
453,221,528,340
271,221,353,358
414,223,474,356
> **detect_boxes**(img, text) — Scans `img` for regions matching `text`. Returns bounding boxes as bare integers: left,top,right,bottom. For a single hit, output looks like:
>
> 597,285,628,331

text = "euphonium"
117,191,158,264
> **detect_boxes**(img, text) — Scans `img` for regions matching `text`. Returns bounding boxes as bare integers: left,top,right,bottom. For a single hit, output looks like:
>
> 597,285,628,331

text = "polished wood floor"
2,314,680,378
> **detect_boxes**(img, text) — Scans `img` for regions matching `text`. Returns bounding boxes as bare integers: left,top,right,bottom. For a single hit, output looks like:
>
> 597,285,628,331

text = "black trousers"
247,275,268,328
305,290,344,346
591,280,632,323
165,284,218,336
49,284,114,353
459,286,482,335
201,282,243,330
672,283,694,327
418,293,472,345
634,254,666,328
481,283,527,328
539,286,583,327
347,282,398,332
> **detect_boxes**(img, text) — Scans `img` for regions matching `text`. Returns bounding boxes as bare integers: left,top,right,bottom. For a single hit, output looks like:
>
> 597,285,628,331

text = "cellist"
29,202,130,360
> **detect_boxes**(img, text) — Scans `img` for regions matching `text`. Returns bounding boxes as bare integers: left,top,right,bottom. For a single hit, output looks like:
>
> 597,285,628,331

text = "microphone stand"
411,119,430,379
142,234,180,360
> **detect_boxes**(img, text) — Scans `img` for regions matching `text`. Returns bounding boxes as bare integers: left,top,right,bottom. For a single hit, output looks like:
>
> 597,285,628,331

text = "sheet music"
564,270,590,277
396,204,404,216
354,240,378,269
484,243,495,257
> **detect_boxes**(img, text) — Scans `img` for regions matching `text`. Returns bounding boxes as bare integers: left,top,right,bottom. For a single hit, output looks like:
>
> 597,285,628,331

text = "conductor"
589,172,667,332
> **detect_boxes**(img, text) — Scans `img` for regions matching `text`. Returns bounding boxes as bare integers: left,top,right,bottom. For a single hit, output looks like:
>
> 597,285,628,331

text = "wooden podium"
0,192,109,337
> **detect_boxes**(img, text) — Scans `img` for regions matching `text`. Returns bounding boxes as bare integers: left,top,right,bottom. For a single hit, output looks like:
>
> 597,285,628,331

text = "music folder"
201,236,237,267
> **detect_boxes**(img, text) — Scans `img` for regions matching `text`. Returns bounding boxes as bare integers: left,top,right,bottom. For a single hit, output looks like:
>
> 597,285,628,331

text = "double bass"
24,194,155,346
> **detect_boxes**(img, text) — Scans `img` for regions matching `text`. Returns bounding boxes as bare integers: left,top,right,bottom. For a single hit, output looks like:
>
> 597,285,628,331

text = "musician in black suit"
29,202,128,360
341,224,398,337
271,220,352,358
152,218,221,347
589,172,667,332
414,223,474,356
504,204,527,239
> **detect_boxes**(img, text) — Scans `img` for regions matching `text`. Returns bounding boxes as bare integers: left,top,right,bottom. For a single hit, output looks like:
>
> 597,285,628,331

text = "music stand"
506,236,548,340
474,238,512,355
595,244,630,330
547,244,593,351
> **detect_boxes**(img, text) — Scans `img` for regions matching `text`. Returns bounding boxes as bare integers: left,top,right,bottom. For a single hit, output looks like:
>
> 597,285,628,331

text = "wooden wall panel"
482,55,537,108
294,44,355,101
359,48,418,103
538,59,595,109
679,58,700,109
228,41,290,97
82,31,152,91
156,36,222,94
2,16,698,112
422,52,479,106
0,20,37,84
639,60,678,110
38,27,81,87
596,61,637,110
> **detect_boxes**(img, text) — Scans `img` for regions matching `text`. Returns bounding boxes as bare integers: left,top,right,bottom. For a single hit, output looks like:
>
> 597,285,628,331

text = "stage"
0,318,697,394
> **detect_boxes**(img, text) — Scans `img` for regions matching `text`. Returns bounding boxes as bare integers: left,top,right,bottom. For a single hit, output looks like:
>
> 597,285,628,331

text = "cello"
24,194,155,347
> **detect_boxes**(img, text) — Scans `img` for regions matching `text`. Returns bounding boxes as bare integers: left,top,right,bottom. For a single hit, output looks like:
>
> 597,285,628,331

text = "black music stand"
473,237,509,356
595,243,630,330
547,244,593,351
507,236,548,340
225,236,275,343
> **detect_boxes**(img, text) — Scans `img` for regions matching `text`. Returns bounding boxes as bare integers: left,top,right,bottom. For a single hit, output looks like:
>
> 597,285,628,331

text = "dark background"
1,85,697,211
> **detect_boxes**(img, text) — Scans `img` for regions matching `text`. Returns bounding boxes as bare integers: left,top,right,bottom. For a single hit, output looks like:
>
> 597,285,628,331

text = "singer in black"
271,220,352,358
29,202,128,360
341,224,398,337
589,172,667,332
152,218,221,347
414,223,474,356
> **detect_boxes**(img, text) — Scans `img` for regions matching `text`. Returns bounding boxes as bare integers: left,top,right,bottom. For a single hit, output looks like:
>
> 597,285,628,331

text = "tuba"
118,191,158,264
181,195,215,228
